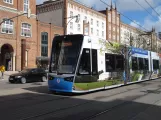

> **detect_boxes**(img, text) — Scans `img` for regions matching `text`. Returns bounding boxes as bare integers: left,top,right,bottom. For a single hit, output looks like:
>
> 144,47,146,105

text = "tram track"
81,87,161,120
18,80,161,120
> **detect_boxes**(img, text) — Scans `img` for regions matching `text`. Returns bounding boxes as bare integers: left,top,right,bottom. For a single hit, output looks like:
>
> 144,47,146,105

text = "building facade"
37,0,121,41
0,0,37,71
1,0,160,71
0,0,64,71
99,4,121,42
120,23,159,52
66,0,106,39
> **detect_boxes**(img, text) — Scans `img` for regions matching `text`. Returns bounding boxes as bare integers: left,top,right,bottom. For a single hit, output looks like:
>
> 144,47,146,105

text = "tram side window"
138,58,144,70
92,49,98,75
153,59,159,70
115,55,124,70
105,54,115,72
78,48,91,75
132,57,138,70
144,58,149,70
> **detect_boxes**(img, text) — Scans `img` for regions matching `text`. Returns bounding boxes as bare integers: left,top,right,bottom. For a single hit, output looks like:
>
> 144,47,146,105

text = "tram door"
76,48,98,83
91,49,98,81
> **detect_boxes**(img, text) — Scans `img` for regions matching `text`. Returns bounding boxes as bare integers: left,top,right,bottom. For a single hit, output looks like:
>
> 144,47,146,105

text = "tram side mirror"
98,70,104,75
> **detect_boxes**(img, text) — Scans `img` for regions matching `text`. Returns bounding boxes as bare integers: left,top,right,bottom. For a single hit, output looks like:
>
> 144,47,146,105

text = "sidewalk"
0,71,18,80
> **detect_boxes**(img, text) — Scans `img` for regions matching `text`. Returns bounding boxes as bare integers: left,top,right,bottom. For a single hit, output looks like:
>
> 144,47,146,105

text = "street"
0,78,160,120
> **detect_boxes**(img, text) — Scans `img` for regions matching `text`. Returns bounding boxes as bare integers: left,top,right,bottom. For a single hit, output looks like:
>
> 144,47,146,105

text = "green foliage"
99,39,124,54
131,72,143,82
74,80,122,90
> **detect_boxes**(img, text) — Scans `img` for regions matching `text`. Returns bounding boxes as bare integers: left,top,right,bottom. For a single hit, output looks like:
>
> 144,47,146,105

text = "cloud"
116,0,161,12
130,20,141,28
143,17,161,33
36,0,46,4
151,5,161,17
76,0,107,10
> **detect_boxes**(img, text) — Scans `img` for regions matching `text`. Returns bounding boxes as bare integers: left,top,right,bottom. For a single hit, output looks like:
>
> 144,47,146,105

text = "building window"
97,21,99,27
1,19,13,34
77,24,80,31
21,23,31,37
117,28,119,33
78,14,81,21
41,32,48,57
84,16,87,21
70,11,73,17
102,31,104,37
108,14,111,22
113,27,115,31
70,22,73,29
102,22,104,29
91,18,93,25
97,30,99,36
91,28,93,34
4,0,13,4
24,0,29,13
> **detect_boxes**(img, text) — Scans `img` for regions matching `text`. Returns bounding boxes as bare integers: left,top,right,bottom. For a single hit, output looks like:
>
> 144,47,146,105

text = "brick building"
0,0,64,71
99,3,121,42
0,0,37,71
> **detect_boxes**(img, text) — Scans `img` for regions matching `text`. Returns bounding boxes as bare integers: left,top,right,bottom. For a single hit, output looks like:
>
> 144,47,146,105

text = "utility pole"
0,8,31,25
139,30,153,79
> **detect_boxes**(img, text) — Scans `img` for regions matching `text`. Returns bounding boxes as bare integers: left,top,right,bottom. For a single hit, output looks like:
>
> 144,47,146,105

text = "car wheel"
21,77,26,84
9,81,14,83
41,76,47,82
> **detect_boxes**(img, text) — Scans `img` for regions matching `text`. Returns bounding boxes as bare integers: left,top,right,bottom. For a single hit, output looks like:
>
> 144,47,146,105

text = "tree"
98,39,124,54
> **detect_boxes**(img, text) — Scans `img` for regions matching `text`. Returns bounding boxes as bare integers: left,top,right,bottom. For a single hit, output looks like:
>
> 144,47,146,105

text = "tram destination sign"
131,47,148,55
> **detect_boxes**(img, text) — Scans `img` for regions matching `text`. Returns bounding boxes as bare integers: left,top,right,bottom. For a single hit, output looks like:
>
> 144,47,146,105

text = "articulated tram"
48,34,161,93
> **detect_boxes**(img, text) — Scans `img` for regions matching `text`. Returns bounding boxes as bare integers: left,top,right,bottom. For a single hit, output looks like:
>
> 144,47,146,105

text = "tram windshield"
50,35,83,74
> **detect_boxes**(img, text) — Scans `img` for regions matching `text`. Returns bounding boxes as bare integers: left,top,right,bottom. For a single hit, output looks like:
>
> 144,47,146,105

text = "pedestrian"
1,65,5,80
0,65,2,79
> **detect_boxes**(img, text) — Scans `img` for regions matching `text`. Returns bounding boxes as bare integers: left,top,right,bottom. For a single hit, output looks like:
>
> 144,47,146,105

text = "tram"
48,34,161,93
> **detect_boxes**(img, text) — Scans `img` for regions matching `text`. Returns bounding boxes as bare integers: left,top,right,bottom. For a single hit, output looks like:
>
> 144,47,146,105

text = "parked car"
9,68,47,84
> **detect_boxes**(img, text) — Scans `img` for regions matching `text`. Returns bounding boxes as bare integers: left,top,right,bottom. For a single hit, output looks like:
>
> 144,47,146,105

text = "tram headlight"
48,75,54,80
64,77,74,82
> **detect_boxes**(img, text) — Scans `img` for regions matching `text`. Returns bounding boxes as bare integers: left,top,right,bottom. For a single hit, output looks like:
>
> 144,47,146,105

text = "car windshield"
21,69,33,73
50,35,83,74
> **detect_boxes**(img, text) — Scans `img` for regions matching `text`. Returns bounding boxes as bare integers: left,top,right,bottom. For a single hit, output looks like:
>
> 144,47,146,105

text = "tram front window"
50,35,83,74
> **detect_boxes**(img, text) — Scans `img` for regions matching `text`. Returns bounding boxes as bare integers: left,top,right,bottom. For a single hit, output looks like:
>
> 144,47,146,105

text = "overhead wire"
100,0,149,32
144,0,161,19
134,0,158,21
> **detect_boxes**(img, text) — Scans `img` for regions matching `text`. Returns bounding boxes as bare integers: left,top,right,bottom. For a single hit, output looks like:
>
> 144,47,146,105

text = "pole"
64,15,79,35
149,33,153,79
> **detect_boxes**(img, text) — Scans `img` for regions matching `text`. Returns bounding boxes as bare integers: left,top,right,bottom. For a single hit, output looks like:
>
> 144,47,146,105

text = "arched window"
41,32,48,57
1,19,14,34
21,23,31,37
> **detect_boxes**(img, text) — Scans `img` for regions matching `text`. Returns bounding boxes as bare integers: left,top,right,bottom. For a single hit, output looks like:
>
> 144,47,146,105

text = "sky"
36,0,161,33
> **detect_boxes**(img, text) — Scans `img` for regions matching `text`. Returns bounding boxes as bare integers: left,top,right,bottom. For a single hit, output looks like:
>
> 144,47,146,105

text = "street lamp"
0,8,31,25
64,14,80,35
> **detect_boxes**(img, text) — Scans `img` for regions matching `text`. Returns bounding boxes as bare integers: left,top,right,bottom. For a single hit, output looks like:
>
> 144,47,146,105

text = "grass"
74,80,122,90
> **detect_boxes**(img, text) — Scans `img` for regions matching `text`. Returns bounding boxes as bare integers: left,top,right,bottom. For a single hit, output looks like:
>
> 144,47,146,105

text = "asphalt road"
0,79,161,120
